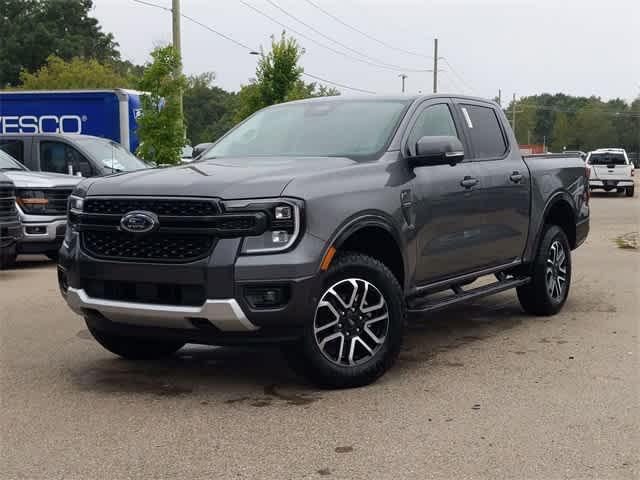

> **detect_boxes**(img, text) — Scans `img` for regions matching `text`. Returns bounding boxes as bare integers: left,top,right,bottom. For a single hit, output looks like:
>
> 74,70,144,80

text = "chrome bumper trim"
65,287,258,332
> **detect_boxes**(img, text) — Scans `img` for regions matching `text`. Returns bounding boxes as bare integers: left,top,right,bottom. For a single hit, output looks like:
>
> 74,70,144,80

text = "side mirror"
193,142,214,160
409,135,464,167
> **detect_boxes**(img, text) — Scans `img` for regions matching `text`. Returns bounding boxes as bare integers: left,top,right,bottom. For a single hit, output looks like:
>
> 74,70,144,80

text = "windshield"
588,153,627,166
74,138,148,172
0,150,27,171
203,99,411,160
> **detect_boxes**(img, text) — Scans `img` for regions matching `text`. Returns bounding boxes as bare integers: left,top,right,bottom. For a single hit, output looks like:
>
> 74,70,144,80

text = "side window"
460,104,507,159
406,104,458,155
40,141,92,176
0,140,25,164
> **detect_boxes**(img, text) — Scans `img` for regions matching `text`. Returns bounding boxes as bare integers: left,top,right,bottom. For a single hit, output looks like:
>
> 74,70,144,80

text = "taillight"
631,169,635,177
585,165,590,204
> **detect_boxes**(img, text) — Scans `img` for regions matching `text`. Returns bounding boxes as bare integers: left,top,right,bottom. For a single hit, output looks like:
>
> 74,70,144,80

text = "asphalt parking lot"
1,191,638,480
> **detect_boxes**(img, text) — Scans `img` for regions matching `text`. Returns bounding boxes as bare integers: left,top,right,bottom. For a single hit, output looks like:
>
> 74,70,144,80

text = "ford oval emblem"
120,211,159,234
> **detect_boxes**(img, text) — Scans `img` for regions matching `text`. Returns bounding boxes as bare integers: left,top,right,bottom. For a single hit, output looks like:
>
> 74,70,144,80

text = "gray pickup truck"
0,149,80,261
59,95,589,387
0,171,21,268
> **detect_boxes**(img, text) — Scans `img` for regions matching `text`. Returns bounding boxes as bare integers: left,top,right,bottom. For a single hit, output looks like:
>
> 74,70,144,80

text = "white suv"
586,148,635,197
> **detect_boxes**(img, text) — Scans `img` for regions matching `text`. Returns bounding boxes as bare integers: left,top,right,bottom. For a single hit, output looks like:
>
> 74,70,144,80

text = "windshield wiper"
0,167,25,171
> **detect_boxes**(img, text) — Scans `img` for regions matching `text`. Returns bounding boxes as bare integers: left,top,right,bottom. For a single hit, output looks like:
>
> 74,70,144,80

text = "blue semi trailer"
0,89,142,152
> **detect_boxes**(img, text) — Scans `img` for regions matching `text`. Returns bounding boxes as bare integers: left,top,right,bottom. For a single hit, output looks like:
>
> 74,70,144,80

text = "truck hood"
3,170,82,189
85,156,357,198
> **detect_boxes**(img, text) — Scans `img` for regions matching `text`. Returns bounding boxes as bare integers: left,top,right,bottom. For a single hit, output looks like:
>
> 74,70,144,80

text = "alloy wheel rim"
313,278,389,367
545,240,568,301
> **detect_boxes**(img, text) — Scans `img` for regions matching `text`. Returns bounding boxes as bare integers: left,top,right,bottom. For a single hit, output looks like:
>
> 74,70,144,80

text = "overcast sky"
94,0,639,103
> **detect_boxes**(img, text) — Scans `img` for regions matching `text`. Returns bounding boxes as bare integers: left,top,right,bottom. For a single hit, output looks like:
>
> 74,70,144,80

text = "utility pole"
432,38,438,94
398,74,407,93
172,0,183,119
511,93,516,132
498,89,502,107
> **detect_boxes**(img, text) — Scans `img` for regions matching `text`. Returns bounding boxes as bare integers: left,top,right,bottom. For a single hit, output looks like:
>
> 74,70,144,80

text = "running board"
407,277,531,314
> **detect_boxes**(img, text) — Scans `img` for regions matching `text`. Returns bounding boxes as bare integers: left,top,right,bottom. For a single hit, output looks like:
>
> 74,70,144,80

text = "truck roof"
276,93,498,107
0,133,110,142
0,89,144,95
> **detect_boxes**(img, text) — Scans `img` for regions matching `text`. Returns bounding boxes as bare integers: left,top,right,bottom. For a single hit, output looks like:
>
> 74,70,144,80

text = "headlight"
68,195,84,213
16,190,49,214
222,198,303,254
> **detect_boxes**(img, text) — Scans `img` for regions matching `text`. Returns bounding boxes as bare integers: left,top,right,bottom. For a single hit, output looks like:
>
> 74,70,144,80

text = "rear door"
587,151,631,184
452,100,530,267
407,98,489,284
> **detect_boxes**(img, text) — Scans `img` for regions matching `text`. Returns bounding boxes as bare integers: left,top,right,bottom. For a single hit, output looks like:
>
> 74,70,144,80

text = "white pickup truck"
586,148,635,197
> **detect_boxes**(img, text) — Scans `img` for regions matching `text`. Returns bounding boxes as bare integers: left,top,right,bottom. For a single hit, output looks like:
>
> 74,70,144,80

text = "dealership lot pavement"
1,192,638,480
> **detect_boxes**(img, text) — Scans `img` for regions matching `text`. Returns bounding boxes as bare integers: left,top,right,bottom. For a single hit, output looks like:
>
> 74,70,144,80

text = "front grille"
15,188,72,215
82,230,214,262
0,184,18,222
83,278,205,306
84,197,220,216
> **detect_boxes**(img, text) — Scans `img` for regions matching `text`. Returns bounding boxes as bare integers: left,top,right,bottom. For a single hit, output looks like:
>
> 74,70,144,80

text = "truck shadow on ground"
69,293,531,400
11,255,56,270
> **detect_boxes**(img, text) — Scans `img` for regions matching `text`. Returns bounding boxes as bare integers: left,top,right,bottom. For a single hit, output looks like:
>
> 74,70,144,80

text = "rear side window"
587,153,627,166
0,140,25,164
460,104,507,159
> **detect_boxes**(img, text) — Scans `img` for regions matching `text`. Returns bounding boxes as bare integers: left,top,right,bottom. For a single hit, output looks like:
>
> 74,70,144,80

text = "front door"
407,100,487,284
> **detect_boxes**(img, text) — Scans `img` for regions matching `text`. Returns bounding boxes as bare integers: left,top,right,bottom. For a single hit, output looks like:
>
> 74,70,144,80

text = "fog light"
272,230,289,244
244,286,289,308
26,226,47,235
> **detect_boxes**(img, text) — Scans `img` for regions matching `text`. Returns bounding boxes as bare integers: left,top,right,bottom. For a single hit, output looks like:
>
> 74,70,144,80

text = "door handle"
509,171,524,183
460,176,479,189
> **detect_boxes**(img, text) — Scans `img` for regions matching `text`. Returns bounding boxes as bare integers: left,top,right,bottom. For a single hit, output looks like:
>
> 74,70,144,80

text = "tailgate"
588,152,632,180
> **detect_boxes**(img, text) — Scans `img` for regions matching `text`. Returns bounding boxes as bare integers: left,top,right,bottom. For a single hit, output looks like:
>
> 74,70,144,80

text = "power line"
440,57,477,95
518,104,640,117
131,0,378,95
132,0,257,52
301,0,432,60
263,0,426,73
302,73,376,94
238,0,432,73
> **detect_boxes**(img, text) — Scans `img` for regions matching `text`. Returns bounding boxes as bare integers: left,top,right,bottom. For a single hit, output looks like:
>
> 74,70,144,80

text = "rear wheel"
626,186,635,197
86,322,184,360
283,253,405,388
517,225,571,316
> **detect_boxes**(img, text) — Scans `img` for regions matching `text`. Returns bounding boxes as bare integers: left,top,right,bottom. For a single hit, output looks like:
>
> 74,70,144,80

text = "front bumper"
66,287,258,332
59,230,327,343
1,220,21,248
16,206,67,253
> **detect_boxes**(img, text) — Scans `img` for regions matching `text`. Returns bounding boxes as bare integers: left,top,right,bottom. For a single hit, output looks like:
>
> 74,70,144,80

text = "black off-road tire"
282,252,405,389
0,246,17,269
517,225,572,316
86,322,184,360
626,186,635,197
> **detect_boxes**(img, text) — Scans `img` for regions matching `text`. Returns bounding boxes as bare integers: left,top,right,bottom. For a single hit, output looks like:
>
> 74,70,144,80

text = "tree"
16,55,135,90
136,45,187,165
234,32,340,122
550,112,572,152
183,72,238,145
0,0,121,87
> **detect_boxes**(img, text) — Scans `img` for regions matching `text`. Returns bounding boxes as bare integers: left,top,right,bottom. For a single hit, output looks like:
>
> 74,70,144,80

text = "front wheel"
86,322,184,360
517,225,572,316
283,253,405,388
626,186,635,197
